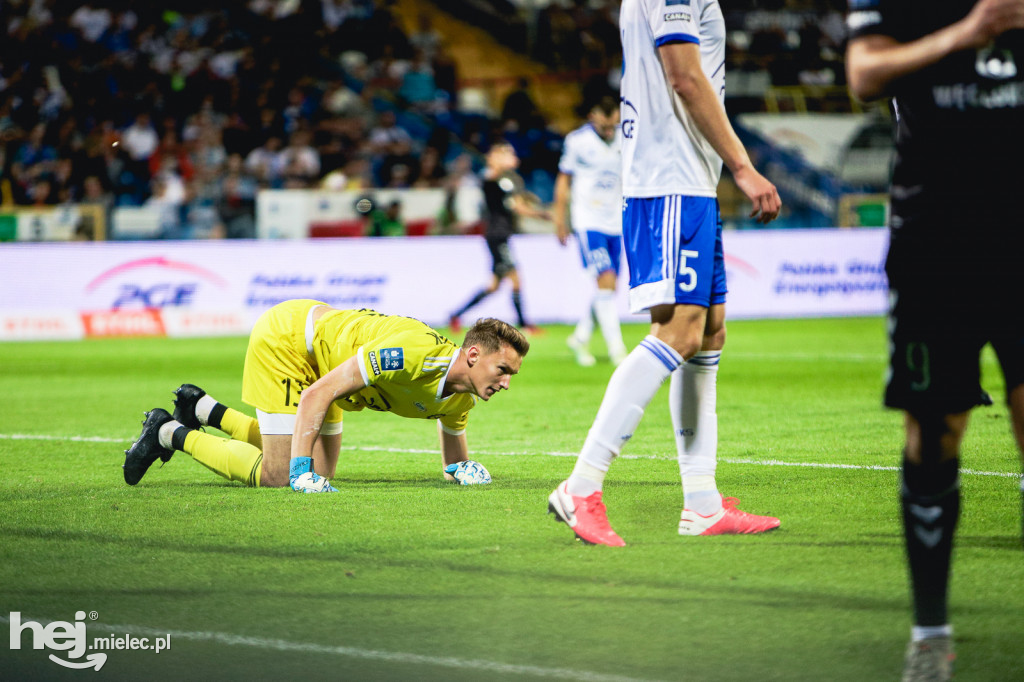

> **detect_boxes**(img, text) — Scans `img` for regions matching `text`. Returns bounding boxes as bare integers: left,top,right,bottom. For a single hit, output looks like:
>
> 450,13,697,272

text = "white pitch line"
1,433,1019,479
0,616,652,682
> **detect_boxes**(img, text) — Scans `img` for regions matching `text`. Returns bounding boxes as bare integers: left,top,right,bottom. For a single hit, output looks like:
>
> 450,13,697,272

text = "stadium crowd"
0,0,493,238
0,0,852,239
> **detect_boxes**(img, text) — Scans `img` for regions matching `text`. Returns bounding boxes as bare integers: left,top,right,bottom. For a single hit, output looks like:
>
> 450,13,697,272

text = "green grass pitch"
1,317,1022,681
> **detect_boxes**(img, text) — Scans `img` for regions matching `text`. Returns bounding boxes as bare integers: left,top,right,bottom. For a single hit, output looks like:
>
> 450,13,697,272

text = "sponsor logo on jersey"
620,98,638,139
368,351,381,376
975,46,1018,80
847,10,881,31
665,11,691,21
380,347,404,371
665,0,690,5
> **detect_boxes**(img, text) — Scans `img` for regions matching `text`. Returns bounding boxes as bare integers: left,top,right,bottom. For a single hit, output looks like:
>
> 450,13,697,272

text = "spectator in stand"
340,156,373,191
320,78,370,121
50,157,76,203
70,2,112,43
80,174,114,229
28,177,58,206
368,199,405,237
398,49,440,113
121,113,159,170
143,176,184,239
245,135,284,188
409,13,443,61
10,123,57,204
276,128,321,189
367,110,413,157
120,112,159,199
501,78,544,133
149,129,195,184
413,145,446,188
282,85,317,135
378,137,419,188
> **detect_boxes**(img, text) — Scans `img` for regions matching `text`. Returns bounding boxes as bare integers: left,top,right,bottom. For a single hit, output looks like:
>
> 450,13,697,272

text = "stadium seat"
309,220,365,238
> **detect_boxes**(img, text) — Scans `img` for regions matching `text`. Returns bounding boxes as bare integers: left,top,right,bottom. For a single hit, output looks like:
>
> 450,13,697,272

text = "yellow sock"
184,430,263,487
217,408,262,449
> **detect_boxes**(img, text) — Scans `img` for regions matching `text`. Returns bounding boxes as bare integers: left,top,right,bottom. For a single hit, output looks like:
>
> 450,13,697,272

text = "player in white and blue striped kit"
554,95,629,367
549,0,782,546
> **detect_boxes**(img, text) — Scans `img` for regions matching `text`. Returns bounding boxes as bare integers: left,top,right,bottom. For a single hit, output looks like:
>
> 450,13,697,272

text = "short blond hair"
463,318,530,357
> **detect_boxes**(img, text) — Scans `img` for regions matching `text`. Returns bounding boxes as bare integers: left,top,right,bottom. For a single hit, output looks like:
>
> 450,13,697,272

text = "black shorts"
884,235,1024,414
486,236,516,278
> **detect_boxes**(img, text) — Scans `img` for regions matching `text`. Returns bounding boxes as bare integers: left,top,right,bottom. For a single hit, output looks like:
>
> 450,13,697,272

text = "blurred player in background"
449,142,549,334
846,1,1024,679
549,0,782,546
553,94,629,367
123,301,528,491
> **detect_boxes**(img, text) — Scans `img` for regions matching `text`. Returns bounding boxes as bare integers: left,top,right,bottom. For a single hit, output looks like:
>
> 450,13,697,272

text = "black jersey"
848,0,1024,229
482,173,524,240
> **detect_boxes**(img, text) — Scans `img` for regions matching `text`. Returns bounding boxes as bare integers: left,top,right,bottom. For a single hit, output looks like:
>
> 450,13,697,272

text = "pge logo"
8,611,106,670
620,98,638,139
86,256,227,310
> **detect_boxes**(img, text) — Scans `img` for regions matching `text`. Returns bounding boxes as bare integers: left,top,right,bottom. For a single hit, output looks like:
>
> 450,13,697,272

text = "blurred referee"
846,1,1024,679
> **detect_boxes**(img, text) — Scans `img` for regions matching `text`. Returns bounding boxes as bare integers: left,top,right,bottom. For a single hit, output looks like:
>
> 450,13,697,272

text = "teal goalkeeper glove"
444,460,492,485
288,456,338,493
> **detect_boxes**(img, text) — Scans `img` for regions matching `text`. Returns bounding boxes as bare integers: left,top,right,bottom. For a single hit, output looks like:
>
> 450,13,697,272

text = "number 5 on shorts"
678,249,698,292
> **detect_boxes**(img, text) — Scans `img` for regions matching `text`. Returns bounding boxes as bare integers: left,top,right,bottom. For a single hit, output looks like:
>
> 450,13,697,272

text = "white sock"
567,335,682,496
565,461,606,497
572,298,594,345
194,394,218,425
158,419,184,450
593,289,626,356
681,475,721,516
672,350,722,514
912,624,952,641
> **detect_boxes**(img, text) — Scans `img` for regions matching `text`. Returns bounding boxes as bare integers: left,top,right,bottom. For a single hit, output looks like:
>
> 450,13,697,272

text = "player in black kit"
846,1,1024,679
449,142,549,334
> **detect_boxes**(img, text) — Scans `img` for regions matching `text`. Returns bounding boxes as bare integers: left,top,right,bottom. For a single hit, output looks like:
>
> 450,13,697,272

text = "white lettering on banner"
0,230,891,341
81,309,166,338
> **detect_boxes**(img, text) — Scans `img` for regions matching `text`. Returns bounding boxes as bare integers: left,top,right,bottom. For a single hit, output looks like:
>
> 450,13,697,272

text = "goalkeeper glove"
289,456,338,493
444,460,492,485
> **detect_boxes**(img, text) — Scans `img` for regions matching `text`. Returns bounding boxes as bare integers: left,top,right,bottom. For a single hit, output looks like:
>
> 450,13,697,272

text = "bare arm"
553,172,572,245
291,356,366,463
438,422,469,482
510,193,551,221
846,0,1024,101
659,42,781,224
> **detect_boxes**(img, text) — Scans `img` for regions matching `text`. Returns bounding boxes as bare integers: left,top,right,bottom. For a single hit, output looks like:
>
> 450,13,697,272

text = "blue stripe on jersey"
655,34,699,47
640,337,682,371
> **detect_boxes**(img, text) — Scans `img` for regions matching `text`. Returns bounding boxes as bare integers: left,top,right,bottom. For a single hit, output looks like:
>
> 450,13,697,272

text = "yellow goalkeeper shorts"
241,299,345,431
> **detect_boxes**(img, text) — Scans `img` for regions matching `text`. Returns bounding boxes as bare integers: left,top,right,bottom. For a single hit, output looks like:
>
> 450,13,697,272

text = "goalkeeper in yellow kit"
122,300,529,491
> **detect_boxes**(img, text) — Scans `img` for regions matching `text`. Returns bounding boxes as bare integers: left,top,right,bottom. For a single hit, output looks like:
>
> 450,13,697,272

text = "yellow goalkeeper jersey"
311,308,475,432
